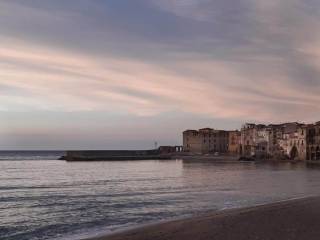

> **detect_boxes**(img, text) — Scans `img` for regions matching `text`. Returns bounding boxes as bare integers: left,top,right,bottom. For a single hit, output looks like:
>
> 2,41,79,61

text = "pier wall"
64,149,171,161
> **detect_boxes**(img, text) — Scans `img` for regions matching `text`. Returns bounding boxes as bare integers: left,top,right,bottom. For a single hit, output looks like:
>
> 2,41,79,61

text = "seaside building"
267,124,286,158
183,130,202,153
240,123,268,157
228,130,241,155
183,121,320,161
240,122,307,160
306,122,320,161
183,128,229,154
279,123,307,160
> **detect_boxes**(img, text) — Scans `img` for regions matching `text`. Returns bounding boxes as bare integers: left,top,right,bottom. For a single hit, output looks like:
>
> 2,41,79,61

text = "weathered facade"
240,122,307,160
183,121,320,161
306,122,320,161
279,123,307,160
240,123,269,158
267,124,285,158
183,130,202,153
228,130,241,155
183,128,229,154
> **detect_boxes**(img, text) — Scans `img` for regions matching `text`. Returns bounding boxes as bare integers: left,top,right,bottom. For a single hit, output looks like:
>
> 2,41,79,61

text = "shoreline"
84,196,320,240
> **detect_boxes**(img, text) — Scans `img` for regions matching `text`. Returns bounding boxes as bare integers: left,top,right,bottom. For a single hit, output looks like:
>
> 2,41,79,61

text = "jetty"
61,146,183,161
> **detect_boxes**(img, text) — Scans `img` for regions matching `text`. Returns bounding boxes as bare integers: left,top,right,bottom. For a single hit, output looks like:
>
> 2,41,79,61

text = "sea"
2,151,320,240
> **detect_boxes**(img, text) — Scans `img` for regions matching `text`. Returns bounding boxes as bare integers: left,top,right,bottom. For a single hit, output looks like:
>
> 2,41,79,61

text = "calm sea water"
1,151,320,240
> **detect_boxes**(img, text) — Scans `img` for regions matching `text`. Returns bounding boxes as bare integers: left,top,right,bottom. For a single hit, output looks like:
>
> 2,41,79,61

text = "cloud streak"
1,0,320,148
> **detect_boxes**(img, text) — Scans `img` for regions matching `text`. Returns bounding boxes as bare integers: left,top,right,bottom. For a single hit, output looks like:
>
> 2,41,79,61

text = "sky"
1,0,320,150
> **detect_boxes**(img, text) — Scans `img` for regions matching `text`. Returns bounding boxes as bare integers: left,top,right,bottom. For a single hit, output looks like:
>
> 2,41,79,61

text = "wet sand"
86,196,320,240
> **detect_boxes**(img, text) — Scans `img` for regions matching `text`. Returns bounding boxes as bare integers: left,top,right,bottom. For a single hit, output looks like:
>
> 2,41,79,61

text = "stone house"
228,130,241,155
240,123,257,157
183,121,320,160
183,128,229,154
240,123,269,157
279,123,307,160
183,130,202,153
306,122,320,161
240,122,308,160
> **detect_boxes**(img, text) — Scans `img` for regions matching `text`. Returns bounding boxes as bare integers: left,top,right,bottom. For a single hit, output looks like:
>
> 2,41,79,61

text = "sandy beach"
86,196,320,240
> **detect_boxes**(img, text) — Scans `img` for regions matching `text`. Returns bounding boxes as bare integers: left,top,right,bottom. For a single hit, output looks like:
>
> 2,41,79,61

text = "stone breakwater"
61,151,243,161
61,150,172,161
